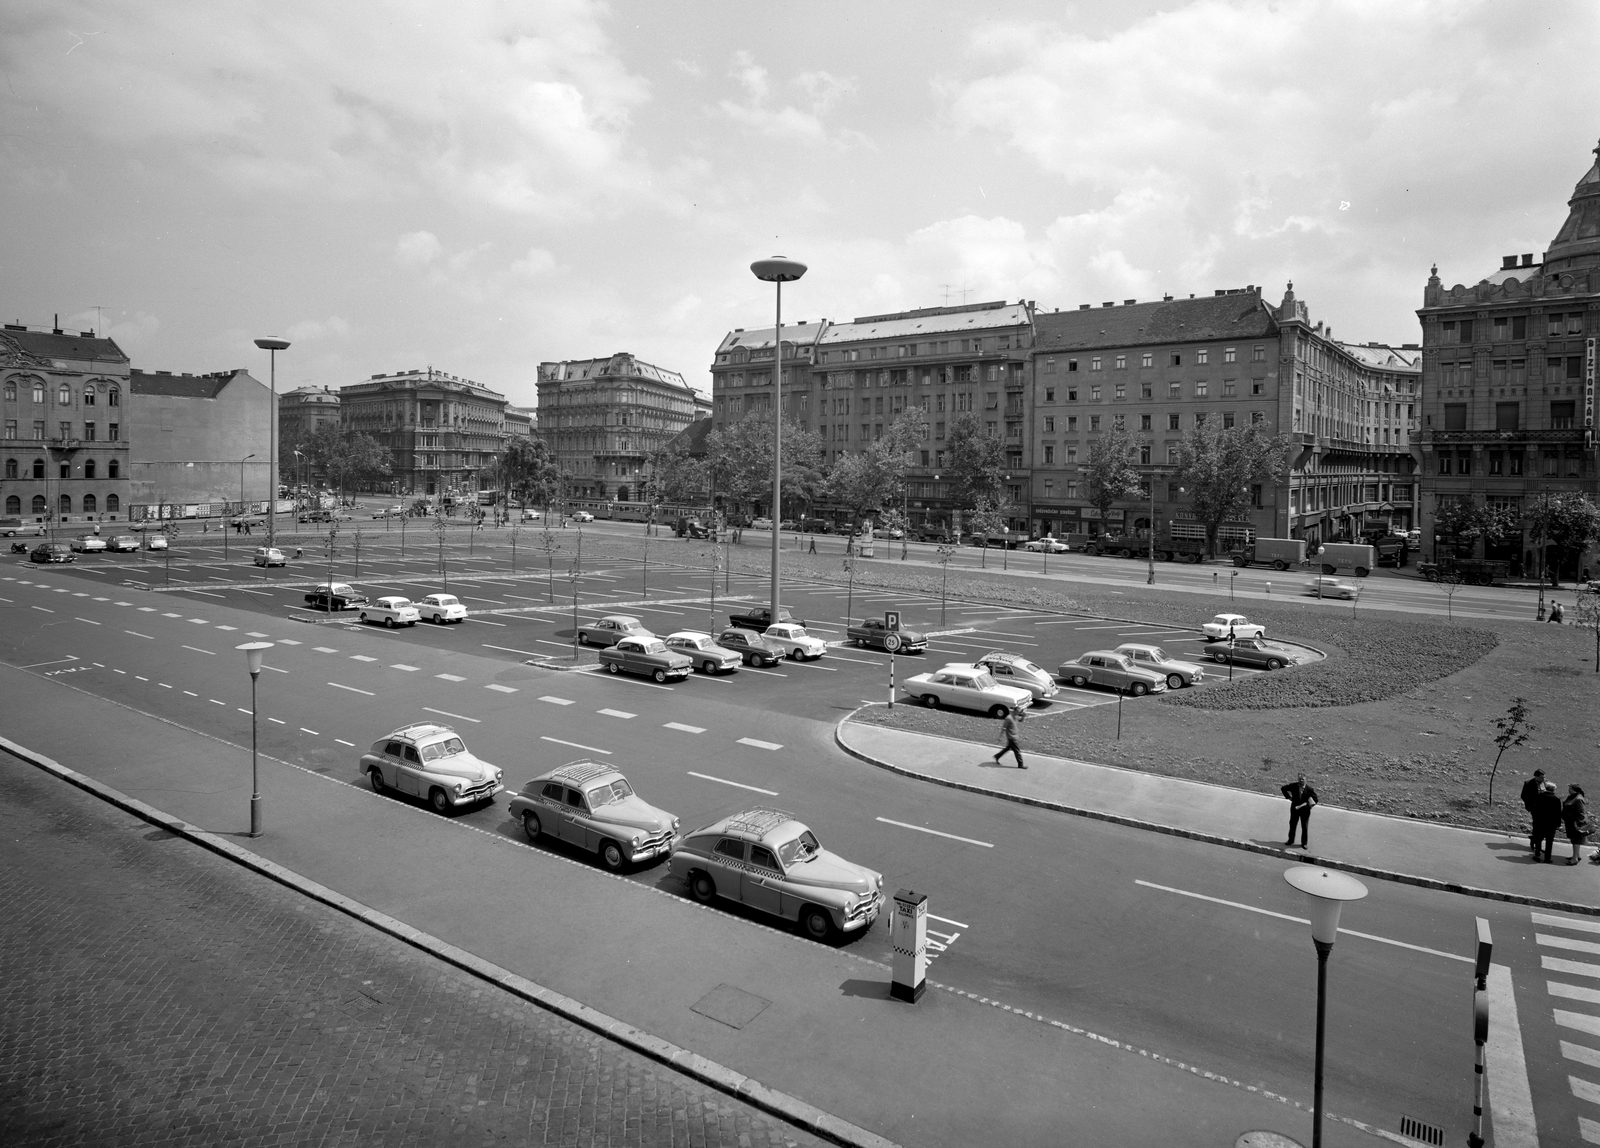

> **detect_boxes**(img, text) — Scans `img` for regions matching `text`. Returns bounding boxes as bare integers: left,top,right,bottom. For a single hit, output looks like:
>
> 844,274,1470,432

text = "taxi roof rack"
725,809,798,837
549,761,617,785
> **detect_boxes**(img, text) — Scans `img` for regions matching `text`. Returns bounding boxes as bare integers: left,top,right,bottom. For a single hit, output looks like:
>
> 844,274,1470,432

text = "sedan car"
1303,576,1359,600
358,595,421,628
1058,651,1169,696
763,622,827,660
509,761,679,871
576,614,653,647
668,808,884,941
972,651,1059,701
1201,636,1299,670
750,516,774,530
1201,613,1266,640
663,631,742,674
360,722,503,813
715,627,786,667
1113,643,1205,689
520,509,543,521
252,546,287,567
106,535,139,553
70,535,107,553
846,618,929,652
303,581,369,610
29,543,73,564
145,534,168,551
571,511,594,523
416,592,467,623
902,664,1034,716
1022,536,1070,553
597,636,693,682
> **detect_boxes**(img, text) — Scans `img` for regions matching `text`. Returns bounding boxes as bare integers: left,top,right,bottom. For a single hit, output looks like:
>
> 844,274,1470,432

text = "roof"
1034,292,1278,352
548,761,619,786
130,368,258,399
817,302,1031,346
1334,342,1422,372
0,327,128,365
661,416,713,458
715,322,826,354
282,386,339,404
538,353,690,390
1544,137,1600,271
389,723,453,741
723,810,800,838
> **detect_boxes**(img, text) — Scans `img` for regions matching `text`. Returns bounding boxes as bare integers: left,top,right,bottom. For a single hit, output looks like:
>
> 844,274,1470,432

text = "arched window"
106,493,119,513
82,493,96,513
108,459,119,479
59,494,72,515
108,387,120,407
3,458,15,479
31,494,46,515
32,383,44,404
32,458,45,479
83,388,96,407
57,384,71,406
83,458,96,480
4,495,18,516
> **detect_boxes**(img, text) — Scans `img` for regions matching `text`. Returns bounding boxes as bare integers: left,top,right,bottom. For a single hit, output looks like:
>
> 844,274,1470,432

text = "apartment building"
339,368,507,500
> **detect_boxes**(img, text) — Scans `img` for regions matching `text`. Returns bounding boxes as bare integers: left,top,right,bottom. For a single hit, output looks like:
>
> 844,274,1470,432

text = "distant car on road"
571,511,594,523
1201,636,1299,670
416,593,467,623
1022,536,1070,553
597,636,693,683
144,534,168,551
763,622,827,661
1058,651,1169,696
902,664,1033,716
106,535,139,553
728,604,806,631
520,508,542,521
576,614,652,647
128,520,163,532
714,627,786,668
252,546,287,567
1113,643,1205,689
668,808,884,940
0,519,45,538
1201,613,1266,640
663,631,742,674
29,543,73,564
509,761,679,871
749,516,774,530
846,617,928,652
1303,576,1358,600
359,595,420,628
304,581,369,610
971,651,1059,701
361,722,503,813
70,535,107,553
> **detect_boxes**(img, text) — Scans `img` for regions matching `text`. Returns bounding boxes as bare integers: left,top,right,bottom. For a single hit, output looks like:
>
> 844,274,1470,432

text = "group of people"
1521,769,1592,864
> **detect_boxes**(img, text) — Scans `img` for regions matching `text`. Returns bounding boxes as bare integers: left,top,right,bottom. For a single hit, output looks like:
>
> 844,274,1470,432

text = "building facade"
1417,138,1600,578
505,406,534,440
0,325,132,525
127,368,276,509
279,386,340,452
537,353,708,502
339,369,507,501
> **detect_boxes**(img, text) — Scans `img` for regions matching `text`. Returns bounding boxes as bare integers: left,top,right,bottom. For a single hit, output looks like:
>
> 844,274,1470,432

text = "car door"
741,844,784,916
558,787,590,846
380,740,405,788
711,837,747,900
397,744,424,795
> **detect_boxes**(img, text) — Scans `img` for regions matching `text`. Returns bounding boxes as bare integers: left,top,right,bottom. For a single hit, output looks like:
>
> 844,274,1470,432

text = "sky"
3,0,1598,408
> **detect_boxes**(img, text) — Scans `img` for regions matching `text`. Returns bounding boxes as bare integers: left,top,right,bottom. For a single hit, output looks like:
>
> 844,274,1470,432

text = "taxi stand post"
890,888,927,1003
1469,917,1492,1148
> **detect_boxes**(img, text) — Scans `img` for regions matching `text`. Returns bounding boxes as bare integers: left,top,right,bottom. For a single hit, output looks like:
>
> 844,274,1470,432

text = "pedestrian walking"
1549,601,1564,624
808,536,817,554
1563,784,1591,865
1584,566,1593,584
992,706,1026,769
1532,781,1563,863
1521,768,1548,853
1281,774,1319,848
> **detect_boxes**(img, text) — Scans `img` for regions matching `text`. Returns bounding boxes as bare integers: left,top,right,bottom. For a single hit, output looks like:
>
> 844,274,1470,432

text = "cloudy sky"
3,1,1597,407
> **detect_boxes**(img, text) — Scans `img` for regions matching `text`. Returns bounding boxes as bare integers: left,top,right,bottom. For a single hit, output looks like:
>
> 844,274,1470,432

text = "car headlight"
671,817,680,832
454,781,464,794
631,833,643,846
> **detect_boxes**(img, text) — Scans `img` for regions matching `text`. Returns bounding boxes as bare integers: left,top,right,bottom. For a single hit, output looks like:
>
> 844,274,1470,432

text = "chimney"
1502,255,1517,270
1102,302,1114,308
1521,253,1534,267
1163,294,1173,302
1123,299,1136,305
1079,304,1091,310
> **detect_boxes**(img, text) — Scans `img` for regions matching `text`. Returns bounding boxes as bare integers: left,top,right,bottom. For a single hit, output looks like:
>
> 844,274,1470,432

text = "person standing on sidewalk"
1549,600,1565,624
1562,784,1590,865
1532,782,1563,863
993,706,1026,769
1282,774,1318,848
1522,768,1548,853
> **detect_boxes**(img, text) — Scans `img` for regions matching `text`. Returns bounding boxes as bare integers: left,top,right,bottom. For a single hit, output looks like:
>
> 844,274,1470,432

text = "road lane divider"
874,817,994,848
436,673,466,681
664,723,705,734
181,646,216,656
598,708,635,719
485,684,518,694
687,771,778,796
329,682,375,697
538,696,573,706
736,737,783,751
539,735,610,755
390,664,419,671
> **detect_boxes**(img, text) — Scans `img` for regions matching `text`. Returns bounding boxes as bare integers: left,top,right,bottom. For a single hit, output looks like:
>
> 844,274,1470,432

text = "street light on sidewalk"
750,255,807,630
236,641,275,837
1283,865,1368,1148
254,336,291,551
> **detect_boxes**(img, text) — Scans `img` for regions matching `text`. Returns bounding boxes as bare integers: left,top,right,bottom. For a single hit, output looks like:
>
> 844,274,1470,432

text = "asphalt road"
2,531,1586,1145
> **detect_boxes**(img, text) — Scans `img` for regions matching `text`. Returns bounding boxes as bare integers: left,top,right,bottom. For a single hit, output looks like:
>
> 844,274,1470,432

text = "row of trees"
1435,491,1600,582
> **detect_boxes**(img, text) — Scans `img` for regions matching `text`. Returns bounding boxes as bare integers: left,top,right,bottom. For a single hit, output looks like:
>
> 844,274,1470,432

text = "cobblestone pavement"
0,755,827,1148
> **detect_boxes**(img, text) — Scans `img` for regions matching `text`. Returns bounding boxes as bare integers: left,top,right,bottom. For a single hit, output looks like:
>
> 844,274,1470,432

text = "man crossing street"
1282,773,1319,848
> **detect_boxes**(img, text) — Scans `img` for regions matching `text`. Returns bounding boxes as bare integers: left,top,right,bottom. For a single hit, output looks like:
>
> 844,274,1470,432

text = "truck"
1084,528,1207,563
1417,556,1510,586
1366,533,1410,567
1317,542,1377,577
1229,537,1307,571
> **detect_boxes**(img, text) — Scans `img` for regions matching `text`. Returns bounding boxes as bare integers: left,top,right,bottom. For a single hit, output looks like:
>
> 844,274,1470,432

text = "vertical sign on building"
1586,336,1596,451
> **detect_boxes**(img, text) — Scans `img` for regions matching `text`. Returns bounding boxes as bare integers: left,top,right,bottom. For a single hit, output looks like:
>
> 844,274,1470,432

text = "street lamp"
236,641,275,837
239,453,256,530
293,450,306,516
254,337,290,551
1283,865,1369,1148
751,255,807,627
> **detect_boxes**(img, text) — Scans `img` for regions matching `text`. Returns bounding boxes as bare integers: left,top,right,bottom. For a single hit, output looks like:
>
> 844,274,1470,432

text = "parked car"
846,617,929,652
70,535,108,553
1113,643,1205,689
509,761,679,871
298,510,331,524
902,664,1033,716
779,519,798,531
359,595,421,628
663,631,742,674
597,636,693,682
416,592,467,623
252,546,287,567
668,808,884,941
304,581,369,610
29,543,73,564
799,517,834,534
1058,651,1169,696
576,614,653,647
728,604,807,631
1201,636,1299,670
1303,576,1359,600
763,622,827,660
520,509,543,521
129,520,165,532
972,651,1059,701
1201,613,1266,640
144,534,168,551
714,627,786,667
750,516,775,530
106,535,139,553
1022,535,1070,553
360,722,503,813
571,511,594,523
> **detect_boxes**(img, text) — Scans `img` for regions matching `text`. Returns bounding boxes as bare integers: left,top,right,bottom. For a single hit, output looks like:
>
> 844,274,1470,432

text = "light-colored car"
1202,636,1299,670
750,516,775,530
70,535,108,553
668,808,884,941
972,651,1059,701
597,636,693,682
1303,576,1358,600
360,722,503,813
509,761,679,871
1023,536,1070,553
520,508,543,521
764,622,827,660
572,511,594,523
663,631,742,674
577,614,652,647
304,581,369,610
1114,643,1205,689
359,595,420,628
0,521,45,538
252,546,287,567
714,627,786,667
417,592,467,623
106,535,139,552
902,664,1034,716
1059,651,1169,696
145,534,169,551
846,617,929,652
1201,613,1266,640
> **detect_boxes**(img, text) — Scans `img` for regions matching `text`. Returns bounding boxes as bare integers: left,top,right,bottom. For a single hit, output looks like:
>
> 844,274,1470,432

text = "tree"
1433,497,1520,557
1487,698,1534,805
301,424,392,502
824,410,927,538
498,436,562,511
943,411,1004,509
1576,587,1600,672
1083,421,1145,531
965,496,1009,569
1172,422,1289,557
706,411,824,530
645,436,708,507
1527,492,1600,586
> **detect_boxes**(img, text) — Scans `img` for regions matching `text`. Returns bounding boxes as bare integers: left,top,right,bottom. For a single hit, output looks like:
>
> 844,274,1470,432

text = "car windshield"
585,779,633,806
776,829,821,866
419,737,466,761
1143,648,1168,662
971,672,999,689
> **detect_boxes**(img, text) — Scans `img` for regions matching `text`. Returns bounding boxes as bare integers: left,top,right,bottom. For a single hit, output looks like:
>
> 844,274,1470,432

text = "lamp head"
254,337,291,351
1284,865,1367,946
751,256,807,283
236,640,274,677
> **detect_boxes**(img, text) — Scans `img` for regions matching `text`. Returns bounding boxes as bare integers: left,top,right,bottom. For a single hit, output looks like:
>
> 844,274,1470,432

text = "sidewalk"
837,716,1600,915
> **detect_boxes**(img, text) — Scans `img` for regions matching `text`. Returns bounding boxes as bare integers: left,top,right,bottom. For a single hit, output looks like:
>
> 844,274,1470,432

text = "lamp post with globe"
750,256,807,627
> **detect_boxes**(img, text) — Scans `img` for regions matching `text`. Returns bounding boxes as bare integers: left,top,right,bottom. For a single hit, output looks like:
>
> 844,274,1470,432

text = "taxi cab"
508,761,679,871
360,723,503,813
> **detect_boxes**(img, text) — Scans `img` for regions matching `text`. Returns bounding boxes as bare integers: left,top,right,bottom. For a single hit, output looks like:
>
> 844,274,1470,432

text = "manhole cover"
690,984,771,1030
1235,1134,1304,1148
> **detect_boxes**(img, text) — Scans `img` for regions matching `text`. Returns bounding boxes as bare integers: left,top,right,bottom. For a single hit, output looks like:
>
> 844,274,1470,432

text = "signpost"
1469,918,1492,1148
884,612,901,708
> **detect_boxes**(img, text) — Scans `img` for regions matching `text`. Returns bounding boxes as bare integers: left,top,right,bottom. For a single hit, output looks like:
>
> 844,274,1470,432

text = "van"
1318,542,1377,577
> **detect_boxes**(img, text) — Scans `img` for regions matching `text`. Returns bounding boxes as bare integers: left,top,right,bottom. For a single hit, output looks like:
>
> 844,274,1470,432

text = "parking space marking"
390,664,419,671
335,738,356,747
466,617,507,626
927,912,970,930
187,618,210,624
436,673,466,681
598,708,636,719
687,770,778,795
538,696,574,705
665,722,705,734
350,655,378,663
875,817,994,848
215,625,238,631
540,734,610,754
74,617,102,625
423,706,480,724
739,666,787,678
486,684,519,693
246,631,270,638
162,612,182,618
595,674,675,691
181,645,216,656
329,682,375,696
481,643,545,657
313,646,339,654
737,737,783,751
276,638,301,645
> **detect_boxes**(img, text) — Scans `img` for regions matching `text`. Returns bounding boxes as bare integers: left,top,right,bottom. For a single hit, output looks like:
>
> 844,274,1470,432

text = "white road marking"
184,691,198,696
112,669,126,675
595,674,675,691
1557,1011,1600,1039
739,666,787,678
1484,963,1538,1147
1536,913,1600,935
247,632,270,638
159,683,172,688
482,643,544,657
181,645,216,656
30,606,53,613
687,770,777,795
138,606,157,612
300,727,320,735
1545,957,1600,979
423,706,480,724
1563,1041,1600,1070
390,664,419,671
329,682,375,696
1540,934,1600,957
268,717,285,724
260,664,287,673
598,708,635,719
136,676,148,681
538,696,574,706
187,618,209,624
1549,981,1600,1005
215,625,238,631
665,722,705,733
350,655,377,662
276,638,301,645
436,673,466,682
927,912,970,929
74,617,102,625
486,684,518,693
313,646,338,654
737,737,783,751
876,817,994,848
540,735,609,754
466,617,506,626
19,656,79,669
335,738,355,747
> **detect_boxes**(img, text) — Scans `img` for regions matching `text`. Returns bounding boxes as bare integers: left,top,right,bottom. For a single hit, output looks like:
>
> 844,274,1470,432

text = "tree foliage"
300,424,392,496
1487,697,1534,805
1528,492,1600,584
942,410,1005,509
706,411,825,518
1082,421,1146,527
1433,497,1521,550
645,435,708,506
1172,423,1289,556
824,410,927,531
495,436,562,508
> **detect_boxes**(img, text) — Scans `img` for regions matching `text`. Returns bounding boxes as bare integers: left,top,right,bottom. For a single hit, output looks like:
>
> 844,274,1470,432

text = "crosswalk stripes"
1533,911,1600,1143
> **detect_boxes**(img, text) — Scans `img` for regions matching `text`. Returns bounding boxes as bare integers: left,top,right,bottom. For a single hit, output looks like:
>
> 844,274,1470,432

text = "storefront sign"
1586,336,1595,449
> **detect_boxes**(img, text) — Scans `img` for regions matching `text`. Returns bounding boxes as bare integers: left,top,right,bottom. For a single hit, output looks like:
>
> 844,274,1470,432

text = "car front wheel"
702,661,717,675
428,788,451,814
1130,682,1148,697
577,632,589,645
1070,674,1088,688
922,694,940,709
652,668,668,683
1167,673,1185,690
522,811,542,842
368,768,386,793
1265,658,1284,670
689,872,717,903
599,840,626,871
800,905,836,941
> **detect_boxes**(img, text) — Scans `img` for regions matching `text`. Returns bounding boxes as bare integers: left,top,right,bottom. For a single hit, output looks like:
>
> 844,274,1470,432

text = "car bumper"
447,782,502,807
842,890,884,931
626,833,677,862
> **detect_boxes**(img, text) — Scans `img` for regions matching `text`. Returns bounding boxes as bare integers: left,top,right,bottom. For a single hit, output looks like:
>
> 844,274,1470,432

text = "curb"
832,711,1600,919
0,733,900,1148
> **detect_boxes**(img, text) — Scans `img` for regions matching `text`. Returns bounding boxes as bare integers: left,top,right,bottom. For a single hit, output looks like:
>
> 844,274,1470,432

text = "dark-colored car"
596,636,693,683
727,605,807,631
846,618,929,652
29,543,74,564
1201,636,1299,670
714,627,786,667
303,581,369,610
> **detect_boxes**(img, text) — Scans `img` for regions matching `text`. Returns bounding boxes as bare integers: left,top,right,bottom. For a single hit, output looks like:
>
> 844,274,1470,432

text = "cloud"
717,50,862,144
509,246,557,279
285,316,351,343
394,231,443,266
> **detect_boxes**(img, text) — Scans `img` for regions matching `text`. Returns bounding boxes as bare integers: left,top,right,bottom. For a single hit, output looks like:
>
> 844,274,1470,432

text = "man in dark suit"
1521,769,1548,853
1282,774,1319,848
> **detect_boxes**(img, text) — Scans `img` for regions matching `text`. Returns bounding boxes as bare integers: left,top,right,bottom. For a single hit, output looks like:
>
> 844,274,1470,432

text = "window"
1170,353,1181,367
32,458,44,479
1044,445,1054,464
1488,452,1503,475
58,494,71,515
1569,314,1584,335
1167,413,1180,431
83,421,95,441
1045,358,1056,374
1044,416,1055,432
714,838,745,861
1194,412,1207,426
1544,452,1560,476
1168,382,1181,399
3,494,16,515
1251,380,1263,395
1443,404,1467,431
1512,316,1526,340
2,381,12,401
1194,381,1208,397
1140,414,1152,431
1113,414,1125,429
3,458,13,478
1222,412,1235,429
1493,317,1507,341
1089,415,1101,431
1495,402,1519,431
1223,347,1236,364
83,459,95,479
1066,481,1079,498
3,420,13,439
1509,452,1523,476
1551,400,1576,428
1140,352,1153,368
82,493,96,514
1139,444,1150,464
1438,453,1451,475
1114,355,1126,370
1457,451,1472,476
1251,484,1263,508
1090,357,1102,371
1568,357,1583,380
1066,447,1078,463
1251,411,1264,425
1066,416,1077,432
1459,319,1474,342
1196,349,1209,365
1045,387,1055,402
57,385,70,406
31,494,45,514
82,388,95,407
31,383,44,404
1222,381,1236,397
108,459,118,479
935,421,945,439
1090,386,1102,401
1068,359,1078,372
1252,345,1265,362
1114,383,1126,400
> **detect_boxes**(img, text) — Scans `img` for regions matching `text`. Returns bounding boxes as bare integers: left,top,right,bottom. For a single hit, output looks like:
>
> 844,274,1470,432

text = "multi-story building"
279,386,340,451
1417,138,1600,578
1,325,132,526
1030,286,1419,545
127,368,276,510
537,353,708,502
339,368,507,501
505,406,535,440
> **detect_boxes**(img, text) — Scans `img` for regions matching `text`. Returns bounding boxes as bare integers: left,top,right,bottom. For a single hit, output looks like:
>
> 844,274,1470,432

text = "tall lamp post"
239,453,256,527
751,256,807,626
253,337,290,550
236,641,275,837
1283,865,1368,1148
